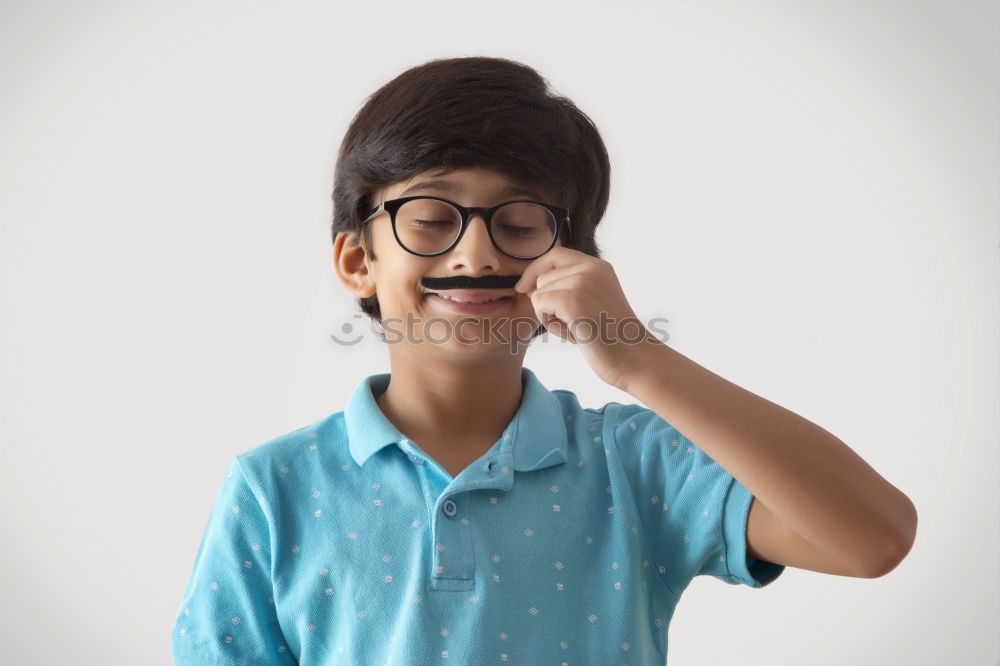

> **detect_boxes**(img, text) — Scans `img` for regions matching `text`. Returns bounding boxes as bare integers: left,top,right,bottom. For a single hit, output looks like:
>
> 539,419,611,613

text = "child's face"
336,166,561,353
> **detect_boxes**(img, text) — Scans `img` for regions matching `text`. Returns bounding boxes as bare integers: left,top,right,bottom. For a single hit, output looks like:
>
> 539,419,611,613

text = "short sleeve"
611,404,785,596
171,457,297,665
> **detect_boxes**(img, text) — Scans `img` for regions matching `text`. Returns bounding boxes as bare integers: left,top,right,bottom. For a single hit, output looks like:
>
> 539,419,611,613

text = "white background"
1,1,997,664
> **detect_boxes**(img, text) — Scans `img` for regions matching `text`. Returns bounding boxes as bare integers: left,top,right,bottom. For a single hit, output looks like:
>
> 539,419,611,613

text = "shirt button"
442,499,457,518
486,461,495,475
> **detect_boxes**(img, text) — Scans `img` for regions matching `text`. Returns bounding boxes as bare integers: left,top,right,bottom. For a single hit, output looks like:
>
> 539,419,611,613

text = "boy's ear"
333,231,377,298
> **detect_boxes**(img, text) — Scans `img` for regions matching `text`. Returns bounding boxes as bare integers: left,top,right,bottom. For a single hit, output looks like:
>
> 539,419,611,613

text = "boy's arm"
171,457,296,664
622,341,917,579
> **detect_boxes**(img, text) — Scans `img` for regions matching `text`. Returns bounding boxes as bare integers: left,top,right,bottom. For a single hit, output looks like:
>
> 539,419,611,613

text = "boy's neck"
374,354,526,467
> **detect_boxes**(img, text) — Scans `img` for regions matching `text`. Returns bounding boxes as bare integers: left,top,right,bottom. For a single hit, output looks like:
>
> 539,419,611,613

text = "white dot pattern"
171,367,783,665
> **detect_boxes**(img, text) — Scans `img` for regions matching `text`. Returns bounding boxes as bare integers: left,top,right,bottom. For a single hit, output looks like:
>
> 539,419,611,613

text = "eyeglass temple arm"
361,202,384,224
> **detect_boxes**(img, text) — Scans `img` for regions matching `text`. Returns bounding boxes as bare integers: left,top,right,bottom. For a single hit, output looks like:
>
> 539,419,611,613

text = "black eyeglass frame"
360,195,572,260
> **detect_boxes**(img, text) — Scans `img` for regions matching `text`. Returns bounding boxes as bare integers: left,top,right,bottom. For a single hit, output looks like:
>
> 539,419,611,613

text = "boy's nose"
446,214,502,270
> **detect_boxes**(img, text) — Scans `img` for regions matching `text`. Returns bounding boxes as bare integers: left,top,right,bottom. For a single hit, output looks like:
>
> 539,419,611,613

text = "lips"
425,292,514,315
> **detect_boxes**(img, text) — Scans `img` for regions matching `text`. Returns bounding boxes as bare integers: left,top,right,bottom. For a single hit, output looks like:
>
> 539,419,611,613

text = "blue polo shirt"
171,366,783,665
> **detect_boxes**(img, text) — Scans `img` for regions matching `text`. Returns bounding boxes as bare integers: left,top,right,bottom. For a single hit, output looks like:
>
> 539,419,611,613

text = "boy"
171,56,917,664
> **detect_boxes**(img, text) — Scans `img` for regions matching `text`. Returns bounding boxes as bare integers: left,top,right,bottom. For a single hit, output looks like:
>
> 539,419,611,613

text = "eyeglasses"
361,195,572,260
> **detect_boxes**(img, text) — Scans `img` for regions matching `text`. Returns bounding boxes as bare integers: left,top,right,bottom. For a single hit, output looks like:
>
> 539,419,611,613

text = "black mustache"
420,275,520,290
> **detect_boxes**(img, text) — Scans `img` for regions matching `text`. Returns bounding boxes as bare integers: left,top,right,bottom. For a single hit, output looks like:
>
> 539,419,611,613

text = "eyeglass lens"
394,199,557,258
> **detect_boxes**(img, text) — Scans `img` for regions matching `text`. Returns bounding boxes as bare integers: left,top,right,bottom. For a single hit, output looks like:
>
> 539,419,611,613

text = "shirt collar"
344,366,568,473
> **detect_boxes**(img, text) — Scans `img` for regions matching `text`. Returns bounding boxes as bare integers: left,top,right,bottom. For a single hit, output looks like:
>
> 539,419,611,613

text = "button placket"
426,455,513,592
431,493,474,590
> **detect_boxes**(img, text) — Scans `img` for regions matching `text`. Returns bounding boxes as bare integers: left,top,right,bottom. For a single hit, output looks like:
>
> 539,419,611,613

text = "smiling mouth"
429,294,513,304
424,289,516,304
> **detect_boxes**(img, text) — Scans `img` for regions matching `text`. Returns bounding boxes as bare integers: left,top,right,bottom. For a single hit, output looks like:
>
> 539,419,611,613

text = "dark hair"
330,56,611,341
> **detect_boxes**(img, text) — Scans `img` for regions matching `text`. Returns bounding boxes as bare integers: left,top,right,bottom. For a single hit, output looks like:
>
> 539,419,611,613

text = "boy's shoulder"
550,388,687,453
549,388,648,425
549,387,617,416
230,409,349,480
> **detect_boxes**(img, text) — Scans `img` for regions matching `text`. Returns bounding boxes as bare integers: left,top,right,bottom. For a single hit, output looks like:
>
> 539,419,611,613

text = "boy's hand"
513,246,662,391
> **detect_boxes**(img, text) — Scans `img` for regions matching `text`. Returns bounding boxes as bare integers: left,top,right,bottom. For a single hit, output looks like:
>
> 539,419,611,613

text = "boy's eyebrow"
399,178,544,201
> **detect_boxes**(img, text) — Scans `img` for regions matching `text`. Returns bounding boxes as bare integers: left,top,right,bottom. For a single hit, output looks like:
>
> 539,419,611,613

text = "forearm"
623,340,917,572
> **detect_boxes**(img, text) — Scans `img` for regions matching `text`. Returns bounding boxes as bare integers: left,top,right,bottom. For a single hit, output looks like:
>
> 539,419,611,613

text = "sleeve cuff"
722,476,786,588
